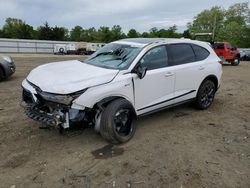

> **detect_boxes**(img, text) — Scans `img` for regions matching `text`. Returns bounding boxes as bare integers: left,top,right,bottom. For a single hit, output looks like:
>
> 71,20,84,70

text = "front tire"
0,68,5,81
196,80,216,110
100,99,136,144
231,57,240,66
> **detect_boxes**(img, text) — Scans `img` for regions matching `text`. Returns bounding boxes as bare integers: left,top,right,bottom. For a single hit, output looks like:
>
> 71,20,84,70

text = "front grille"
24,104,57,126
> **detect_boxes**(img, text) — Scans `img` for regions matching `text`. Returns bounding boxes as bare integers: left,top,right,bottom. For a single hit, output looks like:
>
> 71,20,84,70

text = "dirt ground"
0,54,250,188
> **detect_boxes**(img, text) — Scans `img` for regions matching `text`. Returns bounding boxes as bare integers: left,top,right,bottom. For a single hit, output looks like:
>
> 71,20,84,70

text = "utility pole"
212,14,217,42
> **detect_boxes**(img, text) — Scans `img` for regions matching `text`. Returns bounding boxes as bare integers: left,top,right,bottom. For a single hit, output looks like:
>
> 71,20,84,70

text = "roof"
114,38,193,47
119,38,166,44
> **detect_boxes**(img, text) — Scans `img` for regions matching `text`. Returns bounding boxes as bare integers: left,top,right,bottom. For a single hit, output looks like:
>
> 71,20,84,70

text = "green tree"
220,2,250,47
96,26,111,42
52,26,68,41
79,29,90,42
183,29,191,38
141,32,149,38
0,29,4,37
127,29,140,38
86,27,98,42
70,26,82,41
161,25,181,38
36,22,68,41
225,2,250,25
37,22,53,40
189,2,250,47
146,25,181,38
63,27,69,41
189,6,225,40
2,18,34,39
110,25,124,41
149,27,159,37
242,26,250,47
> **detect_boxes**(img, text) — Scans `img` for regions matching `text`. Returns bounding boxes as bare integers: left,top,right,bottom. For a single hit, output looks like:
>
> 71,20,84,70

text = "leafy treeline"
0,19,182,43
0,2,249,47
189,2,250,47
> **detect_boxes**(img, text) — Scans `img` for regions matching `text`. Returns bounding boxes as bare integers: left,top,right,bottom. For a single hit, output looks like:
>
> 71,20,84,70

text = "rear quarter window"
192,44,210,61
167,44,196,66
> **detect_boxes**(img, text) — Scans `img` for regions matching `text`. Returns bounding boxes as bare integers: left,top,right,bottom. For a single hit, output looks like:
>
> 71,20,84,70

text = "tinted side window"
213,43,224,49
192,44,210,61
140,46,168,70
168,44,195,66
226,43,233,49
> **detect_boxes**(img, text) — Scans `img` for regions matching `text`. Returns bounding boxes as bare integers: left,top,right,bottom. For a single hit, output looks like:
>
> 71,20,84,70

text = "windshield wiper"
116,54,129,67
88,51,114,61
96,51,114,57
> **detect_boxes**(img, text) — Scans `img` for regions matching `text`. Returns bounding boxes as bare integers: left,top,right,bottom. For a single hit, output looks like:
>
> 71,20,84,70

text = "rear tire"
100,99,136,144
195,80,216,110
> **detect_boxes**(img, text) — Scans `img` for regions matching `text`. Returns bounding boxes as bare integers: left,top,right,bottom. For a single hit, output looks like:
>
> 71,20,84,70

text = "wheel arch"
199,75,219,91
94,96,137,116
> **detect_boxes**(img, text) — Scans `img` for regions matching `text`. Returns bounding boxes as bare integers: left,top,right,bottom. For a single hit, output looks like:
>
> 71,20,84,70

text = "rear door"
167,43,210,103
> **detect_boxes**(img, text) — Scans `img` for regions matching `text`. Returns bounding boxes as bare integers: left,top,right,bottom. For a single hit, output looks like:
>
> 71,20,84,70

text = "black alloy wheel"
196,80,216,109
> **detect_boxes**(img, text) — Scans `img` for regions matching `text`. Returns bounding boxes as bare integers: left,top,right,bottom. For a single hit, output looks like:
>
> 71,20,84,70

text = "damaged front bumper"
21,84,89,129
21,102,70,128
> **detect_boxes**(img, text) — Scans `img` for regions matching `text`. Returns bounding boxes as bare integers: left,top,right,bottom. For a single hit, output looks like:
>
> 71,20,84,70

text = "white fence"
0,38,76,54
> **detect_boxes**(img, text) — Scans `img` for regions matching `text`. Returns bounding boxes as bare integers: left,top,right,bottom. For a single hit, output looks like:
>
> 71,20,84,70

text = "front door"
133,45,175,115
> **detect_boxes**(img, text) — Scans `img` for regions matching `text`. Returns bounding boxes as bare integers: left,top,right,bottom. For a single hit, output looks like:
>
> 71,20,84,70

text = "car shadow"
222,64,233,66
1,76,18,82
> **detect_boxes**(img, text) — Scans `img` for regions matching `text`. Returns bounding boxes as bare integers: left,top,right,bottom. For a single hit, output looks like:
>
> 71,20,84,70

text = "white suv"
22,38,222,143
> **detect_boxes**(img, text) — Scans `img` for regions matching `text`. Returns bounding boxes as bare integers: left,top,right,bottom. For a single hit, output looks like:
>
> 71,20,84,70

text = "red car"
213,42,240,66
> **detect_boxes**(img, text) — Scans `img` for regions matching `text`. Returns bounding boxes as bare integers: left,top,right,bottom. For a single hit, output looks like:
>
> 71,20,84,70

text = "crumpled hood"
27,60,119,94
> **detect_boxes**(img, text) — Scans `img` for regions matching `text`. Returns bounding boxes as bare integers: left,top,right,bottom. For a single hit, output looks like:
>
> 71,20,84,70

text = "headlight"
3,56,12,63
38,89,87,105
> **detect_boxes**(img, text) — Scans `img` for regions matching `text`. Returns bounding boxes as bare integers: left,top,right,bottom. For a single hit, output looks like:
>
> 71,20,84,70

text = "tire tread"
100,99,135,144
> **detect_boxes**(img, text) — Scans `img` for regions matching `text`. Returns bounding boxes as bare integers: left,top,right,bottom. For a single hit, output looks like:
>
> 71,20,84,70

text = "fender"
72,74,135,110
198,74,219,92
95,96,137,115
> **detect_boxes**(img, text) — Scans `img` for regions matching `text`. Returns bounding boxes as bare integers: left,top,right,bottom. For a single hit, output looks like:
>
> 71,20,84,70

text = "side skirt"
138,98,196,117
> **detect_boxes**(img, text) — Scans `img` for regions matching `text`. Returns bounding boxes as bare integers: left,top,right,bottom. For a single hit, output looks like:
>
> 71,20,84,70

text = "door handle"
164,72,174,77
198,66,205,70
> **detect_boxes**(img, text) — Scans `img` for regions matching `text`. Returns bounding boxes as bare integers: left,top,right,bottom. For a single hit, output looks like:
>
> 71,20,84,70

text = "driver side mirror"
133,65,147,79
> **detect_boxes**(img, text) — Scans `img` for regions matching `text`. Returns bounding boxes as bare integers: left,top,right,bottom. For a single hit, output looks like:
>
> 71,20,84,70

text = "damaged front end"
21,81,91,129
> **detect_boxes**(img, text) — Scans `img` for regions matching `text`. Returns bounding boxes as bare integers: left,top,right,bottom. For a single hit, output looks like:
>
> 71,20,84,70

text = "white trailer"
54,44,67,54
86,43,105,53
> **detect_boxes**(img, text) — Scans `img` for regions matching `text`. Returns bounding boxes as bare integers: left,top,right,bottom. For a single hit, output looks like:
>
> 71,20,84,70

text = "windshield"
84,43,142,70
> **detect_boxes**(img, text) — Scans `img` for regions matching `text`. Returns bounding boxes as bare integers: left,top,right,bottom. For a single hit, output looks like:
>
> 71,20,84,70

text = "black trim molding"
137,90,196,111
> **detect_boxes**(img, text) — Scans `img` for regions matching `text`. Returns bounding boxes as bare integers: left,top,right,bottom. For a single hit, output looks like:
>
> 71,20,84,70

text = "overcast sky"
0,0,247,33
